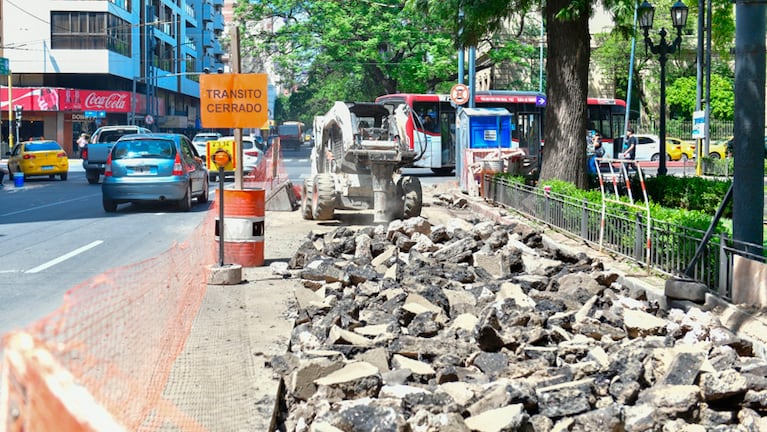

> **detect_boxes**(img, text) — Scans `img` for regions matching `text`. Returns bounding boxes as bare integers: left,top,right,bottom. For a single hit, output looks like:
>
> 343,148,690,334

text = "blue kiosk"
456,107,518,193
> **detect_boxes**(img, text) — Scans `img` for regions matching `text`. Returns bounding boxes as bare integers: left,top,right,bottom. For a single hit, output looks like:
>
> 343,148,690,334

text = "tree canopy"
234,0,457,123
234,0,738,188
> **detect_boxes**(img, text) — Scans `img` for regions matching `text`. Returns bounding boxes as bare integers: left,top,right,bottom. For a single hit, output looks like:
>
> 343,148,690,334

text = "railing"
483,175,766,301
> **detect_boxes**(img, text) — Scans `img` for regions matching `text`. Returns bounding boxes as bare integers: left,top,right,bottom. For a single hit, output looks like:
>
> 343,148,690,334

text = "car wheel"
49,175,55,180
178,183,192,211
198,177,209,203
86,170,100,184
651,153,660,161
103,198,117,213
60,173,68,181
708,152,721,159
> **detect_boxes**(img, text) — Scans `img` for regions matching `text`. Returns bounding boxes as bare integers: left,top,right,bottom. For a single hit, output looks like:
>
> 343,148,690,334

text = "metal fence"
646,119,735,141
483,175,766,301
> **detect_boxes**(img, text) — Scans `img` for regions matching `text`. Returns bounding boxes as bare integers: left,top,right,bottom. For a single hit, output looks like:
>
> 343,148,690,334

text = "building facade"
0,0,225,155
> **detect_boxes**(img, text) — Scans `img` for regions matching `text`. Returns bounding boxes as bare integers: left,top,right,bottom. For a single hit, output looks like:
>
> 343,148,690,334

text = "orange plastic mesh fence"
244,139,294,192
1,210,215,431
0,141,299,431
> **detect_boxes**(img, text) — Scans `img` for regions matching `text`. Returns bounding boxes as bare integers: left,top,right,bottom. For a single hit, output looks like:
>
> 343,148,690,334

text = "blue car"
101,133,209,212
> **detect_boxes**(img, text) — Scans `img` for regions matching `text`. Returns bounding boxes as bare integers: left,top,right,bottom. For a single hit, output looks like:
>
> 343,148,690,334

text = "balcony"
202,30,214,48
202,3,213,22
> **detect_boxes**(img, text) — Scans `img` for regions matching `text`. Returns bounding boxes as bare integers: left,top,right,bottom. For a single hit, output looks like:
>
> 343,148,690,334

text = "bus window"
413,102,440,133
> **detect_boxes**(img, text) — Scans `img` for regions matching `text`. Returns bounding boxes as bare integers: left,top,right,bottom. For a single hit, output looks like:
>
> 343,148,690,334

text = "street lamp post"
638,0,688,176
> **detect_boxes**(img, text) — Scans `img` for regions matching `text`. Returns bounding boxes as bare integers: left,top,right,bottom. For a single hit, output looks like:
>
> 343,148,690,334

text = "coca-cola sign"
84,92,128,111
0,87,165,114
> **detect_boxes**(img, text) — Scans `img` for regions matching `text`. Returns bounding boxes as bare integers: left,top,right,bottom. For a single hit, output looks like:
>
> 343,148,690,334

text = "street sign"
450,84,470,105
0,57,9,76
84,110,106,118
199,73,268,128
535,95,547,107
145,114,155,125
692,110,705,139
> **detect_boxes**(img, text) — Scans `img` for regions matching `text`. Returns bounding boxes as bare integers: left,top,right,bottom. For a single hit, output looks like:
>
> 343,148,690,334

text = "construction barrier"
0,212,215,431
215,188,265,267
0,139,300,431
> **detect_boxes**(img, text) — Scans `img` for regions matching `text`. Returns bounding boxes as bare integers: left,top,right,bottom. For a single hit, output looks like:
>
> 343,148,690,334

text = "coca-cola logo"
84,92,128,110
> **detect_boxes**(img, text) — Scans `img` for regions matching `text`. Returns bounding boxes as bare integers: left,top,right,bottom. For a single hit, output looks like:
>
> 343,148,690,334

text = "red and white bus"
375,92,629,172
375,93,457,174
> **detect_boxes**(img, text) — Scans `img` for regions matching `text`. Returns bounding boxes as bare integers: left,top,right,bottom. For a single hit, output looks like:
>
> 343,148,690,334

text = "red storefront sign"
0,87,163,114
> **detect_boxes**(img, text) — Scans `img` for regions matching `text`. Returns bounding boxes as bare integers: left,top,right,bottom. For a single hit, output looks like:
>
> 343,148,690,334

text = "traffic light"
14,105,22,123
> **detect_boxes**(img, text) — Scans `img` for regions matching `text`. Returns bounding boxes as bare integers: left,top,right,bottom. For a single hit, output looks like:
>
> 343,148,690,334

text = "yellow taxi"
664,138,683,161
707,137,730,159
7,139,69,180
666,137,693,160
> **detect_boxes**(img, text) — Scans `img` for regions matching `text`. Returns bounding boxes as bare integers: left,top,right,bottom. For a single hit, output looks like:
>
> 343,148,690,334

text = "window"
51,12,131,56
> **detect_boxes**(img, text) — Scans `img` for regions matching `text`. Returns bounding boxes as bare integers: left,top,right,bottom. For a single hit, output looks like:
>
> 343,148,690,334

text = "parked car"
101,133,209,212
209,135,267,181
6,139,69,180
666,137,694,161
631,134,681,161
707,138,731,159
191,132,222,164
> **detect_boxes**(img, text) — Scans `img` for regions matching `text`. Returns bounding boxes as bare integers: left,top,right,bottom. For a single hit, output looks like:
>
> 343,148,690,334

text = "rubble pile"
274,214,767,431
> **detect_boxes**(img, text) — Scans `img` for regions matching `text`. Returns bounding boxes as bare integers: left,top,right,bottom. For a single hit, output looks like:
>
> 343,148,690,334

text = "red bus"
375,93,456,174
375,92,629,172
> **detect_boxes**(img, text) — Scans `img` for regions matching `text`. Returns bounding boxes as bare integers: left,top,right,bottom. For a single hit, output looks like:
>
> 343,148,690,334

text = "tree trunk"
539,0,591,189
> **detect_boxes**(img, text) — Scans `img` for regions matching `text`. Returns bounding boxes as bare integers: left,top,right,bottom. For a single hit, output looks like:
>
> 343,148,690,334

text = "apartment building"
0,0,225,155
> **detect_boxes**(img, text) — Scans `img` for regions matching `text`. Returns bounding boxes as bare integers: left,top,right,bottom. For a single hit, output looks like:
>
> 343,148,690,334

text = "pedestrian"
623,127,637,170
593,132,605,158
588,132,605,174
77,133,89,158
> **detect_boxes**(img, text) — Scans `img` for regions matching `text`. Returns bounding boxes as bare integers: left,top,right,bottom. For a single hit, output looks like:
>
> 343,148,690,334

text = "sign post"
213,149,232,266
692,110,705,176
0,57,11,156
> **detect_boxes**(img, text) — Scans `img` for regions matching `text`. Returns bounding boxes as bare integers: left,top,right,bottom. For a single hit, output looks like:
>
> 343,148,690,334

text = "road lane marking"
0,194,101,217
26,240,103,274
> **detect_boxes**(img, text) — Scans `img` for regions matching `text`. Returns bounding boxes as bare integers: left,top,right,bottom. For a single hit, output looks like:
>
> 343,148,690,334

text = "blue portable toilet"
456,108,513,191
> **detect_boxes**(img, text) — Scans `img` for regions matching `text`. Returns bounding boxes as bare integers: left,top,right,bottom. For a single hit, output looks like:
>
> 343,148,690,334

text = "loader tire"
399,175,422,219
312,174,335,220
301,177,315,220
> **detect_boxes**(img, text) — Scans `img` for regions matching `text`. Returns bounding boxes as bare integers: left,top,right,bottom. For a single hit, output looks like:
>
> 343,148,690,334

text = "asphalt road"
0,163,212,335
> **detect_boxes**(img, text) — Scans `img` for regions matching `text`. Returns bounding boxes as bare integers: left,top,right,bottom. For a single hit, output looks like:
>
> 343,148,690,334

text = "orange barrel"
215,189,265,267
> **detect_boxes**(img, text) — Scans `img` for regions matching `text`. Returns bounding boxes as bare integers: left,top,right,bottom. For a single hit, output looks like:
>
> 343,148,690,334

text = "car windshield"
112,139,175,160
24,142,61,152
98,130,140,143
193,134,219,143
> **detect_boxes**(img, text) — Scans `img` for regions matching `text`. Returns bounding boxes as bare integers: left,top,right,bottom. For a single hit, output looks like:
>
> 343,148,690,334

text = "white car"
209,136,267,180
191,132,222,166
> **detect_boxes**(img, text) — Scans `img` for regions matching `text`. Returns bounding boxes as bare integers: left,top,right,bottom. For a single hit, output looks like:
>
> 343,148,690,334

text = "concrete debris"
272,203,767,431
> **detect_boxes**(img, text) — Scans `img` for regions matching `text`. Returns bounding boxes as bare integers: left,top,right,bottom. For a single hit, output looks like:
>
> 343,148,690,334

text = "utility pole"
732,0,766,256
231,27,244,190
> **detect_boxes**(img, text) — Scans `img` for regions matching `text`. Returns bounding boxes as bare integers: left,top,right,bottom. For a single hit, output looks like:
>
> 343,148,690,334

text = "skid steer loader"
301,101,423,223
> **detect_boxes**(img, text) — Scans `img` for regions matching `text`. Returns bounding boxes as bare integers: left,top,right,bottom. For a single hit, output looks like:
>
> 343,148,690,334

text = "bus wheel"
398,176,422,219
